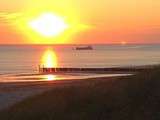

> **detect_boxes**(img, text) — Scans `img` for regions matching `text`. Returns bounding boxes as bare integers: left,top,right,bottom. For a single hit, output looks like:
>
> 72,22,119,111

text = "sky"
0,0,160,44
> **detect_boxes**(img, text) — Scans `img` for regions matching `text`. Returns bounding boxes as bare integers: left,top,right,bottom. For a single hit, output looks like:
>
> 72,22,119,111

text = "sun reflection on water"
41,48,58,68
44,74,57,81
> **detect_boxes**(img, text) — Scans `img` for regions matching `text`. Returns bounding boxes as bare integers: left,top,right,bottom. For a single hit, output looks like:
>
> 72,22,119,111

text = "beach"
0,68,134,110
0,66,147,110
0,65,159,120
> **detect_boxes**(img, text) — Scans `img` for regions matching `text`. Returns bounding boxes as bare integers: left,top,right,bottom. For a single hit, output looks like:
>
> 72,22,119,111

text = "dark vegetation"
0,66,160,120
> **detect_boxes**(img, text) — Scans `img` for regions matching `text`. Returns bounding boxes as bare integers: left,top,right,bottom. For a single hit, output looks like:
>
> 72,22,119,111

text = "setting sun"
41,49,58,68
29,13,68,37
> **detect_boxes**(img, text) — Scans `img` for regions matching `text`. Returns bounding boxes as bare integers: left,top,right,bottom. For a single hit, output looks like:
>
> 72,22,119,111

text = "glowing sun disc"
29,13,68,37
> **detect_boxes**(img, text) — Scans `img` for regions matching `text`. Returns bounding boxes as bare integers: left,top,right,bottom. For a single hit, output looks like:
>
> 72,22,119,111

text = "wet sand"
0,74,124,111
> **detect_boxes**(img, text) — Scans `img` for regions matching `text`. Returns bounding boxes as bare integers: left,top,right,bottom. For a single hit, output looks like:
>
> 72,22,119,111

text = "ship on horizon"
74,45,93,50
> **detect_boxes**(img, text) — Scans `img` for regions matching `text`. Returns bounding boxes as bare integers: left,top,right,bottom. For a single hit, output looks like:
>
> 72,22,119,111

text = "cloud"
0,12,23,25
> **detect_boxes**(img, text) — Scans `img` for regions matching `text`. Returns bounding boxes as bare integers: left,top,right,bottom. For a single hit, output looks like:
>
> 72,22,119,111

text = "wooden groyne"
38,66,154,74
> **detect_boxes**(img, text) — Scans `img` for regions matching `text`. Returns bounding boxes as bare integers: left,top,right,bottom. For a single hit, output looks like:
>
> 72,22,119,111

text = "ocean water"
0,44,160,74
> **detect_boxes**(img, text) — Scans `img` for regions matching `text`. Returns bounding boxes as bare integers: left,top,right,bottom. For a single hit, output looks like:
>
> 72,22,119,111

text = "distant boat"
75,46,93,50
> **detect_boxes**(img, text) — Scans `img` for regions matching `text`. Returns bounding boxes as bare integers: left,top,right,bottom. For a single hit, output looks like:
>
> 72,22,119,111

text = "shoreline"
0,75,124,111
1,64,157,84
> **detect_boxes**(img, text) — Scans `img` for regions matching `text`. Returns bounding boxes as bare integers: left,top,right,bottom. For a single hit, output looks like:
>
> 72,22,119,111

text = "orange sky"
0,0,160,44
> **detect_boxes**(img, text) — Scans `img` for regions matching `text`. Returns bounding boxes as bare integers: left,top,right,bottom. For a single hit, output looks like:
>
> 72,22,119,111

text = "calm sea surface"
0,44,160,74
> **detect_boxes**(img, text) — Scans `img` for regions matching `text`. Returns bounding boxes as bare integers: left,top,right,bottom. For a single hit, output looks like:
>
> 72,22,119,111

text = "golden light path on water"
41,48,58,68
40,48,58,81
0,48,133,83
0,45,134,82
44,74,57,81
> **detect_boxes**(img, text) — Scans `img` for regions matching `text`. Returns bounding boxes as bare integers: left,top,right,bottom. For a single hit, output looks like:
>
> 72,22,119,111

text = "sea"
0,44,159,82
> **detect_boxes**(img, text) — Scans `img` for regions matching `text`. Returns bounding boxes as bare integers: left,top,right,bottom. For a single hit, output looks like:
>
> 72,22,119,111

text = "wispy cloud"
0,12,23,25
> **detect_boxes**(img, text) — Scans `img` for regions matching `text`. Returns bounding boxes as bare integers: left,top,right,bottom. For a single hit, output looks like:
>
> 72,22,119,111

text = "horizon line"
0,43,160,46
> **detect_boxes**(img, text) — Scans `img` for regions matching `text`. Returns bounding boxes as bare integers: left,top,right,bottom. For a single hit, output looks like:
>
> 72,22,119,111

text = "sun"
11,10,90,44
29,13,68,37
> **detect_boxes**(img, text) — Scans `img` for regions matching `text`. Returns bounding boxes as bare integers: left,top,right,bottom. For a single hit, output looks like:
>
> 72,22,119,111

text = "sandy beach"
0,66,159,120
0,82,54,110
0,66,144,111
0,67,139,110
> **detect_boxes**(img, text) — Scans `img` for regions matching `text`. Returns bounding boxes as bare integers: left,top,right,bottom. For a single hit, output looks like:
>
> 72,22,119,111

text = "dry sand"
0,82,54,110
